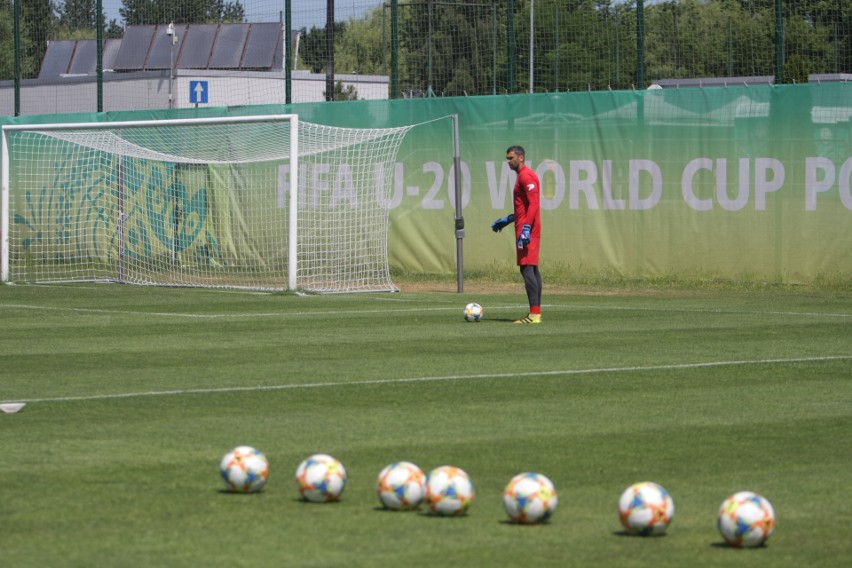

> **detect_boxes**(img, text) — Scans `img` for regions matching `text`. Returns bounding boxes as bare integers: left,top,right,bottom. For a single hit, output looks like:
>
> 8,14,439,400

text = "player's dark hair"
506,145,526,157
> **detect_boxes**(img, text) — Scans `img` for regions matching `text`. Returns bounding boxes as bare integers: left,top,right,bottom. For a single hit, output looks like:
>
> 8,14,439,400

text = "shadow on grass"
611,530,668,537
217,489,265,496
498,519,554,526
372,506,424,513
293,498,344,504
709,541,768,549
414,510,471,519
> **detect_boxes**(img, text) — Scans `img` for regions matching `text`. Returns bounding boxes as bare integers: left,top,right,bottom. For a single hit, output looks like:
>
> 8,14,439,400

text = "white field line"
2,302,851,319
0,303,524,318
3,355,850,405
579,305,852,319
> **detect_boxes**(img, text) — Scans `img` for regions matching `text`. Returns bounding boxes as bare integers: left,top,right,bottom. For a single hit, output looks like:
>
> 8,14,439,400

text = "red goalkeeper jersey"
513,165,541,265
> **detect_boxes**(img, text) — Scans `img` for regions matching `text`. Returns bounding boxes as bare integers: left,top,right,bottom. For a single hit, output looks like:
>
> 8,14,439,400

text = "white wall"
0,70,389,116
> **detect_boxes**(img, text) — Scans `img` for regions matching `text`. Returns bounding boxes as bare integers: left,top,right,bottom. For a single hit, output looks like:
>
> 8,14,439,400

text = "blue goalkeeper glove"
491,214,515,233
517,224,531,249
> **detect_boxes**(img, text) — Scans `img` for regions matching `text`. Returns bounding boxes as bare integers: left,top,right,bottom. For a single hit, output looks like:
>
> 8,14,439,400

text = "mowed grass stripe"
3,354,850,405
2,296,851,319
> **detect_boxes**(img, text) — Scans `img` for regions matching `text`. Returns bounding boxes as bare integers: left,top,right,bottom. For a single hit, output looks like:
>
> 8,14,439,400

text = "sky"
101,1,381,30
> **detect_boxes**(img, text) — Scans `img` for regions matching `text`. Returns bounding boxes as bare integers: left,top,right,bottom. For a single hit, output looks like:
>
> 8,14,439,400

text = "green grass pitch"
1,283,851,567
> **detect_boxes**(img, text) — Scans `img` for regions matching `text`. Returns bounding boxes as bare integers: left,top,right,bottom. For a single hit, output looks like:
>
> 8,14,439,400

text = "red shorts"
516,236,540,266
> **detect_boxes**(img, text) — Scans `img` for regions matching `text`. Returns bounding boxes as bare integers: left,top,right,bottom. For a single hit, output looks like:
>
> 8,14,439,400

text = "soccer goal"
1,115,415,293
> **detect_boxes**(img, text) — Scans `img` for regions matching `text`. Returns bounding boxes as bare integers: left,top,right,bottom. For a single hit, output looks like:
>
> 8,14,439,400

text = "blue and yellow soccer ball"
295,453,347,502
503,472,558,524
377,461,427,511
425,465,475,516
717,491,776,548
618,481,675,536
463,302,484,322
219,446,270,493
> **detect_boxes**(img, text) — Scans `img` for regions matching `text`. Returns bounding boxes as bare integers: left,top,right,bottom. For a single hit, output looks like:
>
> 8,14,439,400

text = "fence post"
97,0,103,112
529,0,534,93
427,0,435,96
636,0,645,89
775,0,784,84
492,2,497,95
727,17,733,77
390,0,399,98
13,0,21,116
452,114,464,293
326,0,335,101
286,0,292,104
507,0,515,93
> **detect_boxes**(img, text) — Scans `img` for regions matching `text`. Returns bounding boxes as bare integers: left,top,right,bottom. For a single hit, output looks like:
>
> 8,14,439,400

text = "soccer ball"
618,481,675,535
502,472,558,524
425,465,475,516
717,491,776,548
377,461,427,511
295,454,347,502
463,303,484,322
219,446,269,493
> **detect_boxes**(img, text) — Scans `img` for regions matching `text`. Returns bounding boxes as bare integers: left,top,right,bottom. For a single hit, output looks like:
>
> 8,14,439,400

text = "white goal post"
2,115,415,293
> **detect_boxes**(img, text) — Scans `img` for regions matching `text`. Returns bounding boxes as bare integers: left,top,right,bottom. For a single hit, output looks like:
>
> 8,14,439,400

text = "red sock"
530,306,541,315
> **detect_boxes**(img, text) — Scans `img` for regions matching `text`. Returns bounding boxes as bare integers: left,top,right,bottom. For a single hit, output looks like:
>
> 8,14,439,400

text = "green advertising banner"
374,85,852,283
3,83,850,284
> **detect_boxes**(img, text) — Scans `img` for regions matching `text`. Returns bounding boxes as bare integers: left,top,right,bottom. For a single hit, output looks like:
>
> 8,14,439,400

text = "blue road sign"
190,81,209,104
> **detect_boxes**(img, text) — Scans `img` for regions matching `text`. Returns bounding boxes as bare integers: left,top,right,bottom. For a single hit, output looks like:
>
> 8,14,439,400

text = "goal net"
2,115,414,293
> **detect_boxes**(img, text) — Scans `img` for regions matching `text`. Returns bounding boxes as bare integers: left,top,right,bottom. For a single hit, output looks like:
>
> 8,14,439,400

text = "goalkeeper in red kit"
491,145,543,324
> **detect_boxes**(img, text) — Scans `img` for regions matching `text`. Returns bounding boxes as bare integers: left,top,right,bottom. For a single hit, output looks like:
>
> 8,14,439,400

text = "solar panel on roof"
38,23,285,78
113,25,156,71
209,24,249,69
68,40,97,75
103,38,121,71
39,41,75,79
242,23,282,69
146,24,187,70
177,24,219,69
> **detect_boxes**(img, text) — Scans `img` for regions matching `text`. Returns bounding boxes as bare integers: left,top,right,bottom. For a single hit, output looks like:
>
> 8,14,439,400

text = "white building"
1,22,388,116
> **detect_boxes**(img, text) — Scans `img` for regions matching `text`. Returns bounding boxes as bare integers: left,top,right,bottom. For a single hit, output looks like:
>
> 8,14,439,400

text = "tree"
324,80,359,101
399,0,501,96
0,0,14,80
1,0,58,80
298,22,346,74
58,0,101,29
220,1,244,22
55,0,123,40
334,7,387,76
119,0,245,26
18,0,57,79
105,19,125,39
281,1,852,96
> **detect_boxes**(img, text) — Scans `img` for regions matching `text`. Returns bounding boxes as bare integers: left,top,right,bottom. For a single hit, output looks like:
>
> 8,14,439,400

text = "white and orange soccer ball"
295,453,347,502
425,465,475,516
502,472,558,524
219,446,269,493
377,461,427,511
618,481,675,535
463,303,484,322
717,491,776,548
